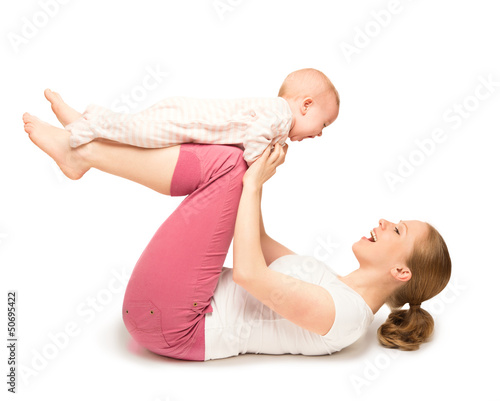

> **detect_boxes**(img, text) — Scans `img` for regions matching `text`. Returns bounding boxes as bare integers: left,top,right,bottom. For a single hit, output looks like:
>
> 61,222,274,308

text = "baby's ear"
302,97,314,113
303,97,314,107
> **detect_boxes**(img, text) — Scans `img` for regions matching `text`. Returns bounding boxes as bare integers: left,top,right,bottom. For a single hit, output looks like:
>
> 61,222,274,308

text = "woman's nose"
379,219,396,230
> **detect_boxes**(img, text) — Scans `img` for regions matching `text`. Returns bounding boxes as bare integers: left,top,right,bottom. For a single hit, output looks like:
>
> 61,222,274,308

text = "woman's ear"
390,264,412,282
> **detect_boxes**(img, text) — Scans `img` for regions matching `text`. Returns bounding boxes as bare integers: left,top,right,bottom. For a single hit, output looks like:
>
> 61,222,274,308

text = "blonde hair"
278,68,340,106
377,223,452,351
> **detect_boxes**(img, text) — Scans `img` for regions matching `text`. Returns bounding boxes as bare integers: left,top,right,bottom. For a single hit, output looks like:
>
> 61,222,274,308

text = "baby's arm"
243,136,273,165
242,103,291,165
243,131,288,165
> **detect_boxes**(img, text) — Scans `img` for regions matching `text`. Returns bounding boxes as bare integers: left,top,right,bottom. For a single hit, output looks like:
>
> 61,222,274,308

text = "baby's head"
278,68,340,142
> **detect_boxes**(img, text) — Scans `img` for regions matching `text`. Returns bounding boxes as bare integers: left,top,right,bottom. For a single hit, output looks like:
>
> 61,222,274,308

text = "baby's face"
288,94,339,142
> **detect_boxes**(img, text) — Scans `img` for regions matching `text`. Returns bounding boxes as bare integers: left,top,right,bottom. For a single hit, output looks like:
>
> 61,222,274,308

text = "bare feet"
23,113,91,180
44,89,83,127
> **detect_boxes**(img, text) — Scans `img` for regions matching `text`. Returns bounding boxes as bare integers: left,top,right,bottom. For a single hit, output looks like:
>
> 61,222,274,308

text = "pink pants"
122,143,247,361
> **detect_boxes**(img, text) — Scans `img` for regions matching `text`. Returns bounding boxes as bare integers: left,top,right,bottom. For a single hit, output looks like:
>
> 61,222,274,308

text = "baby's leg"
23,113,180,195
64,97,182,149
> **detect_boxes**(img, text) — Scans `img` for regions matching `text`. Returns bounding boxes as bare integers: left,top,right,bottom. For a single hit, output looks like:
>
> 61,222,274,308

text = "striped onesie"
66,96,294,165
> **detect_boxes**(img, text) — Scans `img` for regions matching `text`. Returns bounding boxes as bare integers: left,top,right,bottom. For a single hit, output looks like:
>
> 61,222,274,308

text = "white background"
1,0,499,400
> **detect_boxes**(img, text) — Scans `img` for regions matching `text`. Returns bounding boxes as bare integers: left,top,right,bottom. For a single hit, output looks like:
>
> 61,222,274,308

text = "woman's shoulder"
267,253,338,283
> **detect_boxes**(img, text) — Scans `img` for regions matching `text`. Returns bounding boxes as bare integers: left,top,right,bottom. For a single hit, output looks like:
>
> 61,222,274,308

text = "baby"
62,68,340,165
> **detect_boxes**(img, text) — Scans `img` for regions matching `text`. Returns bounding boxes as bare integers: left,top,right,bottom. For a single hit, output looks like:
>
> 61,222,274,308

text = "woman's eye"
394,226,400,235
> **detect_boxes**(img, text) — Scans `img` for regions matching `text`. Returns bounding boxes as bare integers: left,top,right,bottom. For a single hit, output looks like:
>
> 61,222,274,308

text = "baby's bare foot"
44,89,83,127
23,112,91,180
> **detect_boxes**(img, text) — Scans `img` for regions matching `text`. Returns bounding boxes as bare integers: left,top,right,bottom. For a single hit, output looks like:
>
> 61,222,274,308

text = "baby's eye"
394,226,400,235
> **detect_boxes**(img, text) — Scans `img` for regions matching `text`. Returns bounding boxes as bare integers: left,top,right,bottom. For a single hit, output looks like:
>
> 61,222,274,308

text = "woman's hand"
243,143,288,189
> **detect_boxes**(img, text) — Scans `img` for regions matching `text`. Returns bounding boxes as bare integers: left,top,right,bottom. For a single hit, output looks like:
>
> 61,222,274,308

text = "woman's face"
352,219,429,270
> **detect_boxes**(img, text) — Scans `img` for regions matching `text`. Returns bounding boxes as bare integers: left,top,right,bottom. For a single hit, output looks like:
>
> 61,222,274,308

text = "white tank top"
204,254,374,360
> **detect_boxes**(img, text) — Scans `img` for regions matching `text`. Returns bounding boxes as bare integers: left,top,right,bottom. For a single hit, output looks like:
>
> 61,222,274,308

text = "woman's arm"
233,144,335,336
257,188,296,266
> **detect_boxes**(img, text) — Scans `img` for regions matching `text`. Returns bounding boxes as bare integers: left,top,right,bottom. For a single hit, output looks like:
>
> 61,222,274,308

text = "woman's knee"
183,144,247,187
220,145,247,177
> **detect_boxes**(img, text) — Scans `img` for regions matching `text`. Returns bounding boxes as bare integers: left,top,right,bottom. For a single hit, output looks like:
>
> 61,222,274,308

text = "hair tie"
409,303,421,309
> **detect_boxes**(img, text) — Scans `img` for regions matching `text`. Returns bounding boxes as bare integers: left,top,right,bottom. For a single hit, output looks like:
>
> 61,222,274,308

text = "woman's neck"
338,267,398,315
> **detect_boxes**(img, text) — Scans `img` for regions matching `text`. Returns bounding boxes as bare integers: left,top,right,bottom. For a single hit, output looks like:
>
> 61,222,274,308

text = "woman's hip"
122,296,208,361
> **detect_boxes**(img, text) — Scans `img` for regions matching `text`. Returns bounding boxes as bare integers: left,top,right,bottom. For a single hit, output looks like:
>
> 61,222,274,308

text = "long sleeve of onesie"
65,97,293,165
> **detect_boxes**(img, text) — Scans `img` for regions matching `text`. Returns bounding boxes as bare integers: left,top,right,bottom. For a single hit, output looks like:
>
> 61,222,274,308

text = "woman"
22,91,451,361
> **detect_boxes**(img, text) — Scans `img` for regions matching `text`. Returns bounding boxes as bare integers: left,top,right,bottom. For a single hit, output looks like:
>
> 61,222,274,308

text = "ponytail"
377,304,434,351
